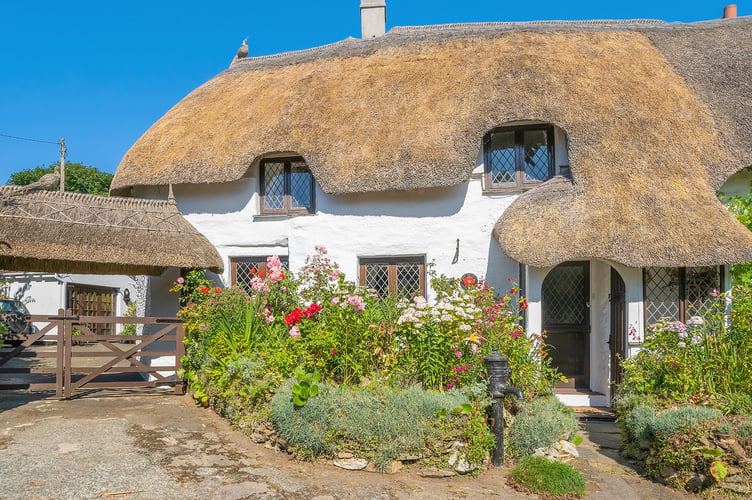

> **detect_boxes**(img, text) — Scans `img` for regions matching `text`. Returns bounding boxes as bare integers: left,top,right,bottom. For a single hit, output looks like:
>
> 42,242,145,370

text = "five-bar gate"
0,310,186,398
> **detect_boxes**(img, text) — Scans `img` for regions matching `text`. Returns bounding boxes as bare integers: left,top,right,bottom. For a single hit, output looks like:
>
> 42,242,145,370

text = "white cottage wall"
135,169,522,297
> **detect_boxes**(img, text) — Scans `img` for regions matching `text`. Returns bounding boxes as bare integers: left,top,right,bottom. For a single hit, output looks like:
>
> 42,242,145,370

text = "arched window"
483,124,555,191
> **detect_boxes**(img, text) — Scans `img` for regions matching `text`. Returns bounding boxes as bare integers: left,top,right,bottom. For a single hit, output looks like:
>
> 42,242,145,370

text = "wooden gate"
0,310,185,398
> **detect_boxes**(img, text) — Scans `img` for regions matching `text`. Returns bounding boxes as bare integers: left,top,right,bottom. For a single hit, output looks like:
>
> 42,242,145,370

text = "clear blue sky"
0,1,743,184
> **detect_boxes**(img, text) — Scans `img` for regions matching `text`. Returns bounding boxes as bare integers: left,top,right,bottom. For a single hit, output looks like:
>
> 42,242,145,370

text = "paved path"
0,390,696,499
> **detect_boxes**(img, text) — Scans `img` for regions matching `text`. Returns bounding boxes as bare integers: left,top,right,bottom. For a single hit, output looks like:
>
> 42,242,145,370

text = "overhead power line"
0,133,61,145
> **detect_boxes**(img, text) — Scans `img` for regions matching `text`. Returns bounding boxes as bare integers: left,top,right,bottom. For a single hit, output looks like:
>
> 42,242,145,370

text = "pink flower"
265,315,275,324
176,277,185,284
250,277,270,294
289,325,301,338
455,351,463,358
710,289,719,297
315,245,328,254
343,294,365,313
267,255,283,270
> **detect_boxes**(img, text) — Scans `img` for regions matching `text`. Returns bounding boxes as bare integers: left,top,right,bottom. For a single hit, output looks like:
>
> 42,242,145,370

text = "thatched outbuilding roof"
112,16,752,268
0,186,222,275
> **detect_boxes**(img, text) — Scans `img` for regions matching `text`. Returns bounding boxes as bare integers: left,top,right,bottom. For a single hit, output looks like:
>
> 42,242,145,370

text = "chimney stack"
360,0,387,39
722,4,738,18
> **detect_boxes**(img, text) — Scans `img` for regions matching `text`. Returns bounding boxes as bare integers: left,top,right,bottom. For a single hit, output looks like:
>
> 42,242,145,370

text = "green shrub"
622,404,722,445
508,396,578,456
271,384,469,470
508,455,585,497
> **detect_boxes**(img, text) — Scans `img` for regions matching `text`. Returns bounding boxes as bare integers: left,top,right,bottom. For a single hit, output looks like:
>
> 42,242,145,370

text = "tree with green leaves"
7,163,113,196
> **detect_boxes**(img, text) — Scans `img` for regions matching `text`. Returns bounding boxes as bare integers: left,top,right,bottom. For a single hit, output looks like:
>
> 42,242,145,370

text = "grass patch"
508,455,585,497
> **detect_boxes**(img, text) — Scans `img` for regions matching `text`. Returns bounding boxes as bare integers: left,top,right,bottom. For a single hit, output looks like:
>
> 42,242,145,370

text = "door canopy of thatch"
112,17,752,268
0,186,223,275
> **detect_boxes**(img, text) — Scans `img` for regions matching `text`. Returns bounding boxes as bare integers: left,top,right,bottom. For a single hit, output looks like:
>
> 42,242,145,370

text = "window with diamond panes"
484,125,554,190
359,257,425,299
260,157,315,215
644,266,721,326
231,257,289,290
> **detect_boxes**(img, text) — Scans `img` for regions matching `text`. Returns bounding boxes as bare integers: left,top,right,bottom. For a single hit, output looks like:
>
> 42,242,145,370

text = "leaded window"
644,266,722,326
231,256,289,289
359,257,425,299
260,157,315,215
483,125,555,190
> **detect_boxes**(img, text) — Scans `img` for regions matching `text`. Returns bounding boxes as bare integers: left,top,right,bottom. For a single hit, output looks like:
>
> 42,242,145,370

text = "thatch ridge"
0,187,222,275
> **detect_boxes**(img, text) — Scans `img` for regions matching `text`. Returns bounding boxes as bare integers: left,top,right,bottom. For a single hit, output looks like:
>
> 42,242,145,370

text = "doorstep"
555,388,609,408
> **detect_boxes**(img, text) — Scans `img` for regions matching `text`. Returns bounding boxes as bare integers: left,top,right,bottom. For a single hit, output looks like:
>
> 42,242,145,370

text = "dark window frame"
259,157,315,215
483,124,555,191
359,256,426,299
642,266,724,326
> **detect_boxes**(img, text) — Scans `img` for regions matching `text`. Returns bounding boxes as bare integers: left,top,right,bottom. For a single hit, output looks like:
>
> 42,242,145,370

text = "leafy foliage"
8,162,113,195
618,293,752,414
507,396,579,457
271,384,470,470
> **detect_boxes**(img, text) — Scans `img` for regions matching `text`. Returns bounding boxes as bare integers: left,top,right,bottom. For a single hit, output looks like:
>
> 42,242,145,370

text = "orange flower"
214,287,222,293
248,269,257,275
258,270,266,277
198,286,210,294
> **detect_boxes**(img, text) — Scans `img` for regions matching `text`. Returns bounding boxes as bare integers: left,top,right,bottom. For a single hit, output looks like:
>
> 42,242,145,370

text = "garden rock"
397,453,421,462
659,465,677,479
685,474,706,492
332,458,368,470
336,451,354,459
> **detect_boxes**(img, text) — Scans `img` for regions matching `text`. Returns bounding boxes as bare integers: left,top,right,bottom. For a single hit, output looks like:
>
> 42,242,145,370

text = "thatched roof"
0,186,222,275
112,16,752,268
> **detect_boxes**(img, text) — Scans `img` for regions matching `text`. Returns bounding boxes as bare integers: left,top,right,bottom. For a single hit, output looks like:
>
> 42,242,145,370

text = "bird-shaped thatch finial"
236,38,249,60
11,165,61,194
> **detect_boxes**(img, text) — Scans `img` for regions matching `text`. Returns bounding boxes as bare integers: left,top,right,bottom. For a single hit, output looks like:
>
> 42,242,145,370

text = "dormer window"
483,125,555,191
260,157,315,215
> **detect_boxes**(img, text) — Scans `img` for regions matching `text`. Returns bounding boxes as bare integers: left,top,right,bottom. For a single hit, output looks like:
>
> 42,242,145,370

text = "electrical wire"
0,133,61,145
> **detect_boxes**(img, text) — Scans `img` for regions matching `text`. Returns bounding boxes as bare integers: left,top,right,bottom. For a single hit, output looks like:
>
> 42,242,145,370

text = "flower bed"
616,287,752,495
177,247,563,474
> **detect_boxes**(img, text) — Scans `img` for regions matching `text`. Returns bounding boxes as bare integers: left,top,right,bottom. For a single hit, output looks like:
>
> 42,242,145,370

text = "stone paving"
0,390,697,499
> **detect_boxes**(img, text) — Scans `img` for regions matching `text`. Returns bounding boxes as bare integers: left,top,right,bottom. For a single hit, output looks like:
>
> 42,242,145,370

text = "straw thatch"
112,17,752,268
0,186,222,275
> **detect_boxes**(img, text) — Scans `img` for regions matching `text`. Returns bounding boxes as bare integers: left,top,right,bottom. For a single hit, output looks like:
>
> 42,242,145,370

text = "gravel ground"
0,390,696,499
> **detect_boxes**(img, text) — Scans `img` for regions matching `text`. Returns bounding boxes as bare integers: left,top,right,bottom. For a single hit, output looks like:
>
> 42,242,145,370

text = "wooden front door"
543,261,590,388
609,267,626,399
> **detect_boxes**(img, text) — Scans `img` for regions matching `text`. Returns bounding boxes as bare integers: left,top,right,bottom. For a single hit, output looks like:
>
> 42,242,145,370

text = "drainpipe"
360,0,387,39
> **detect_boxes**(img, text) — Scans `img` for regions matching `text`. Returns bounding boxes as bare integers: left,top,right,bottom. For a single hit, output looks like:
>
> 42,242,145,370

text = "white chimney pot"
360,0,387,39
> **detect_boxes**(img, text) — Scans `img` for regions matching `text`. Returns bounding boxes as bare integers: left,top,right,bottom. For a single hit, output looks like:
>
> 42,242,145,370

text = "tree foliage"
8,163,113,196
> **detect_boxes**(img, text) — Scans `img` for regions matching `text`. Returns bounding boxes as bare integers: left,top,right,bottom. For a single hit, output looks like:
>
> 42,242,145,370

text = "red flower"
520,298,528,310
331,349,337,354
509,288,518,295
258,269,266,277
248,269,257,275
285,308,305,327
198,286,211,294
462,275,476,287
305,303,322,317
214,287,222,293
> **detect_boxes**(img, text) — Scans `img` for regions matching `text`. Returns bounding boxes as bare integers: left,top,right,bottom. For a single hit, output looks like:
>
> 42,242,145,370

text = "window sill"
482,188,532,196
253,212,316,221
